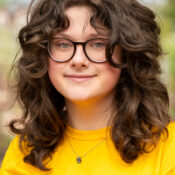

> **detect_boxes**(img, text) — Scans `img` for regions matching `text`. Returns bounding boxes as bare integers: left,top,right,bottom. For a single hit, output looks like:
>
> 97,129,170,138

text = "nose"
70,44,89,69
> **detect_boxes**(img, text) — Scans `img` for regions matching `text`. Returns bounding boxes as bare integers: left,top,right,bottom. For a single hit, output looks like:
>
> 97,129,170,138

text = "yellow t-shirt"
1,122,175,175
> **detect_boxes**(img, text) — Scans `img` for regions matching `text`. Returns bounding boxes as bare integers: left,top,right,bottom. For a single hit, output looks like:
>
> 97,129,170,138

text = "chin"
65,94,98,103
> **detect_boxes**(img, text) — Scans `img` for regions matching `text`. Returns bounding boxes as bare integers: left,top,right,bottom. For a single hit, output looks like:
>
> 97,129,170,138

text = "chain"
66,134,109,163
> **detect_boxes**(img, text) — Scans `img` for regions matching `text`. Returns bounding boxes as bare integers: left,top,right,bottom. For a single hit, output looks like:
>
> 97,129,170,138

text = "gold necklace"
66,135,108,164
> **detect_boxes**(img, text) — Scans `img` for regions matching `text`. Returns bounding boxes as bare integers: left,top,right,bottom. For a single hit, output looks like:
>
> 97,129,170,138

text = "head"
10,0,172,171
48,5,122,108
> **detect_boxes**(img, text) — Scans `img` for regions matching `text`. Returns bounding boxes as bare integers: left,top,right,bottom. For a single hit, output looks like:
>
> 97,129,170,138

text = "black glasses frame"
48,38,109,63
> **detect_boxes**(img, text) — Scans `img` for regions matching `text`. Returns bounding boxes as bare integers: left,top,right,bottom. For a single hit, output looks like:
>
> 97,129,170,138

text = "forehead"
65,6,92,27
55,6,109,39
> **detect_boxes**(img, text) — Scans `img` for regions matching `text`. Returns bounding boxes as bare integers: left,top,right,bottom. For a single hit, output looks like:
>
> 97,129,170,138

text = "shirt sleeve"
0,136,32,175
160,122,175,175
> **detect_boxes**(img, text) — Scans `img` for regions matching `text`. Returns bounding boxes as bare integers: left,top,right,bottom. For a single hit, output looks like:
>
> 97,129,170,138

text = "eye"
51,39,73,49
93,42,106,48
88,39,108,48
56,42,72,48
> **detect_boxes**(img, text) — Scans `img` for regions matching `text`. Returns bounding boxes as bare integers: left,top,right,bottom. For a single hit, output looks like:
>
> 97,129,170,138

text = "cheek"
104,45,122,84
48,59,63,86
48,60,56,82
100,62,122,89
107,66,121,83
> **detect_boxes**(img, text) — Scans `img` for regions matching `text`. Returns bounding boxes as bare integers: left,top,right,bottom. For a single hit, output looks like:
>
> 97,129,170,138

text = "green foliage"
160,0,175,116
161,0,175,31
0,26,18,67
0,0,10,8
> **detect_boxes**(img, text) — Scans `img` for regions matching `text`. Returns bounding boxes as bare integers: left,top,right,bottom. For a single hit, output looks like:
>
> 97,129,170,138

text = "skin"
48,6,122,130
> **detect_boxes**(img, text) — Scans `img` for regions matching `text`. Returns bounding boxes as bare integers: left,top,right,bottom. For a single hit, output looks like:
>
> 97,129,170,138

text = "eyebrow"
54,32,109,40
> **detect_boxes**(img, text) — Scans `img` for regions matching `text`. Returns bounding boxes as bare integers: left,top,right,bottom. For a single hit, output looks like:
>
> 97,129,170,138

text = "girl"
1,0,175,174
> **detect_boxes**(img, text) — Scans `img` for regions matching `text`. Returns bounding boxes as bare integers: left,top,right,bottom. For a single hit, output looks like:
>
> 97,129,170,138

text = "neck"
65,95,116,131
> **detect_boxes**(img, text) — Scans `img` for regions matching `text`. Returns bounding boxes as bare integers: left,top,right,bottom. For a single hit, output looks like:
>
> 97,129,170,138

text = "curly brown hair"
9,0,173,171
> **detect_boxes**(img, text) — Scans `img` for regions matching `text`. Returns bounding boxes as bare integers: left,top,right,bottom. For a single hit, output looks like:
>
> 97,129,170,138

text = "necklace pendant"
76,157,82,164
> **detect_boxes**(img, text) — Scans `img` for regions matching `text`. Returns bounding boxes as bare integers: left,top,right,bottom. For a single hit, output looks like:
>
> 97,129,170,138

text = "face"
48,6,122,104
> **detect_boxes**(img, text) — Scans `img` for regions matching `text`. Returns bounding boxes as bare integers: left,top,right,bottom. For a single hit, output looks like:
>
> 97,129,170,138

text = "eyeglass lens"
48,38,108,63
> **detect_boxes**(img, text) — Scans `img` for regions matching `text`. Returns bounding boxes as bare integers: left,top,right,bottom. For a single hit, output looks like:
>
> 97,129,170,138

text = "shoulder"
167,121,175,136
162,121,175,149
161,121,175,152
0,135,37,175
1,135,31,157
159,121,175,175
1,135,23,159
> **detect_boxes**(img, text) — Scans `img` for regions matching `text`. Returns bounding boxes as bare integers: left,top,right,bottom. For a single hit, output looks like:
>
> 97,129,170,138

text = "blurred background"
0,0,175,166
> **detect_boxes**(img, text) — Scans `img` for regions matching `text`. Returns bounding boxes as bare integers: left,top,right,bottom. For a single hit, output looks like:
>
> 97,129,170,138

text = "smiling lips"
65,75,97,82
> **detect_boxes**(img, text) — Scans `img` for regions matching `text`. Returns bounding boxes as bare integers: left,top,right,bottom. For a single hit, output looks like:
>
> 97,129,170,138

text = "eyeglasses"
48,38,109,63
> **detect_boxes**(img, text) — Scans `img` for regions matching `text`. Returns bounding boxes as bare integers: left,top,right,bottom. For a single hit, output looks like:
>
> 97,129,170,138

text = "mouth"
65,75,97,83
